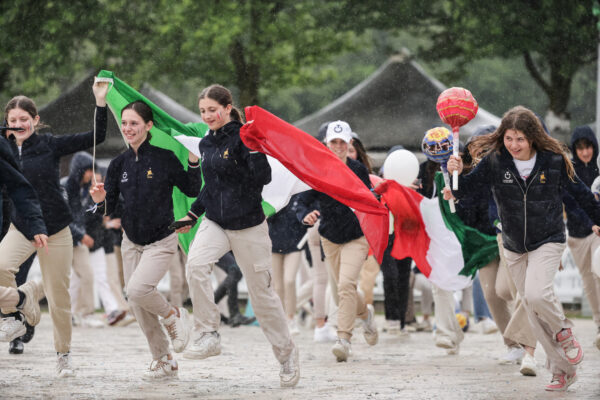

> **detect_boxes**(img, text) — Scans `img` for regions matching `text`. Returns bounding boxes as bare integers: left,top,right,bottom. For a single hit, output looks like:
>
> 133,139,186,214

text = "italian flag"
375,173,498,291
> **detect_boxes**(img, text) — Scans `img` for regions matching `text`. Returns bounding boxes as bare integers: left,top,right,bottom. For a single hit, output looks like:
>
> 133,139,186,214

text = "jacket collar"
497,146,553,185
7,131,39,148
128,136,152,157
209,121,243,139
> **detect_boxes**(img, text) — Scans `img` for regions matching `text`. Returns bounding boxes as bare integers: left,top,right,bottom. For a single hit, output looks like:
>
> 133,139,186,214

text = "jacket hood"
68,151,95,184
570,125,598,165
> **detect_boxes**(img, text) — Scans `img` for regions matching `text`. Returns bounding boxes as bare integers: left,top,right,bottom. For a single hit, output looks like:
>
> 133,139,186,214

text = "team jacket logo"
502,170,513,184
147,169,153,179
223,149,229,159
121,172,128,183
540,171,546,184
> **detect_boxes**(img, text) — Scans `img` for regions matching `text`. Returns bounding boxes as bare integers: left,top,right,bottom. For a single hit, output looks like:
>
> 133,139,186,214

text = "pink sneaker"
556,328,583,365
545,373,577,392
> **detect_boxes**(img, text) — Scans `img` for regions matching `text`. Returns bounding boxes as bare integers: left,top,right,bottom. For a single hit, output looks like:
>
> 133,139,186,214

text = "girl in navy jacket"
447,106,600,392
0,81,107,377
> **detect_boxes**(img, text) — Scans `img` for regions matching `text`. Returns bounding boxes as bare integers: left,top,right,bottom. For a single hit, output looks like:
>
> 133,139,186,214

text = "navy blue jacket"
0,137,46,239
268,194,307,254
63,151,95,245
296,158,371,244
188,121,271,230
5,106,106,237
104,137,201,246
454,147,600,254
565,126,599,238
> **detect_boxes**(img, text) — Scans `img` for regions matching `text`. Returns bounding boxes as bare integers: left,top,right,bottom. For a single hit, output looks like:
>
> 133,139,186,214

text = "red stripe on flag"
375,180,432,277
240,106,389,263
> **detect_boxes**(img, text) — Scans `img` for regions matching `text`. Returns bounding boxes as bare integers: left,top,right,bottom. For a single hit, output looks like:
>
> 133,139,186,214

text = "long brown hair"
4,95,48,133
350,137,373,173
469,106,575,180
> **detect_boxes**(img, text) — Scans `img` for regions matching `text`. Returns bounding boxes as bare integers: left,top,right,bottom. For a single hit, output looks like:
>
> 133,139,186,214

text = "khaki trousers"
359,255,380,305
504,242,575,375
186,218,294,363
320,236,369,341
0,225,72,353
0,286,19,308
568,233,600,326
271,251,301,318
121,232,178,360
105,252,129,311
169,246,189,308
70,245,96,316
432,284,464,346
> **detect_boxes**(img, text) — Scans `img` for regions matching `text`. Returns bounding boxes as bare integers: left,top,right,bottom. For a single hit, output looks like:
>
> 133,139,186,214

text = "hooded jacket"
63,151,95,245
268,193,307,254
0,137,46,239
565,126,599,238
454,147,600,254
5,106,106,237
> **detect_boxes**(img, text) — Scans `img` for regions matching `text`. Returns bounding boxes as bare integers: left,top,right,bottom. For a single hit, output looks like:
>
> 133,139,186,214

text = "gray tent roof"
39,72,202,160
294,53,500,150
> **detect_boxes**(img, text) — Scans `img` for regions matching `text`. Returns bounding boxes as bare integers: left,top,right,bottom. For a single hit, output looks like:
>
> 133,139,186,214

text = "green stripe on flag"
434,173,499,277
97,70,208,253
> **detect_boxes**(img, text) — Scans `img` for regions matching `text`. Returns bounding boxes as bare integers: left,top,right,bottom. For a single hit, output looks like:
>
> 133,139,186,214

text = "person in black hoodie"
89,100,200,381
0,81,107,377
565,125,600,351
174,84,299,388
446,106,600,392
295,120,378,363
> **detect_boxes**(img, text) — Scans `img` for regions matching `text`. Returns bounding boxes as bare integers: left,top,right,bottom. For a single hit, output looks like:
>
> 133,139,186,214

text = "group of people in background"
1,77,599,393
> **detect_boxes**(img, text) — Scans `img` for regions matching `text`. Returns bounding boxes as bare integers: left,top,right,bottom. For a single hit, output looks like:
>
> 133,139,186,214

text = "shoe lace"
165,319,178,340
550,374,564,384
57,354,71,372
149,358,170,372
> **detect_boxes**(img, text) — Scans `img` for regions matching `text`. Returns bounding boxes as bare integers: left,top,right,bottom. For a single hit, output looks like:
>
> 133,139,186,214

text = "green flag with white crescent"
97,70,207,253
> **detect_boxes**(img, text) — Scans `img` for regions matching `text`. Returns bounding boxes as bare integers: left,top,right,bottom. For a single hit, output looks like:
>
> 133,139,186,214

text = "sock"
16,291,26,309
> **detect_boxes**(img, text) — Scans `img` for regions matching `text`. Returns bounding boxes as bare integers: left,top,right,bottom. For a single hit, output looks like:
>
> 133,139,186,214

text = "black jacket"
63,151,95,245
5,106,106,237
565,126,599,238
0,137,46,239
104,137,201,246
268,194,307,254
296,157,371,244
188,121,271,230
454,147,600,254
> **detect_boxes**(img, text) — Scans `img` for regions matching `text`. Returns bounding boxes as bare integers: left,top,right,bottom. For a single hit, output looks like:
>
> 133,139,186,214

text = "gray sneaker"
0,316,26,343
17,280,43,326
362,304,378,345
56,352,75,378
183,331,221,360
279,346,300,388
331,338,351,362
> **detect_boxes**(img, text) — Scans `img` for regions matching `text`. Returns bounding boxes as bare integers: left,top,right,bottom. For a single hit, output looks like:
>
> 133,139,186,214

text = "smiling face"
6,107,39,145
347,141,357,160
121,109,152,149
504,129,534,161
575,141,594,164
327,138,349,162
199,97,232,131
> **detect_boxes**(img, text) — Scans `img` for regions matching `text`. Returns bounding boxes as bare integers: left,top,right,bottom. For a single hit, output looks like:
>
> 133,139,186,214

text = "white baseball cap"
325,120,352,143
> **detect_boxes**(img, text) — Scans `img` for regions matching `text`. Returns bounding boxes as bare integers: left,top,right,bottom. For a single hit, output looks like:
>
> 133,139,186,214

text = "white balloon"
382,149,419,186
593,246,600,279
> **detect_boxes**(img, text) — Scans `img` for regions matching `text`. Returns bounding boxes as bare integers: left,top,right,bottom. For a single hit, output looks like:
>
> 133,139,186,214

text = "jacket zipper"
521,170,540,252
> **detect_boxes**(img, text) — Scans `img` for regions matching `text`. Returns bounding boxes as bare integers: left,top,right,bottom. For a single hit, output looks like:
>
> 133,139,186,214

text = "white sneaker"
331,338,351,362
478,318,499,335
382,319,400,334
499,346,525,365
17,280,43,326
280,346,300,387
0,316,26,342
398,327,411,339
362,304,378,345
288,319,300,336
142,355,178,381
80,314,105,328
519,352,537,376
416,319,433,332
56,352,75,378
183,331,221,360
435,336,459,355
161,307,191,353
314,324,337,342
